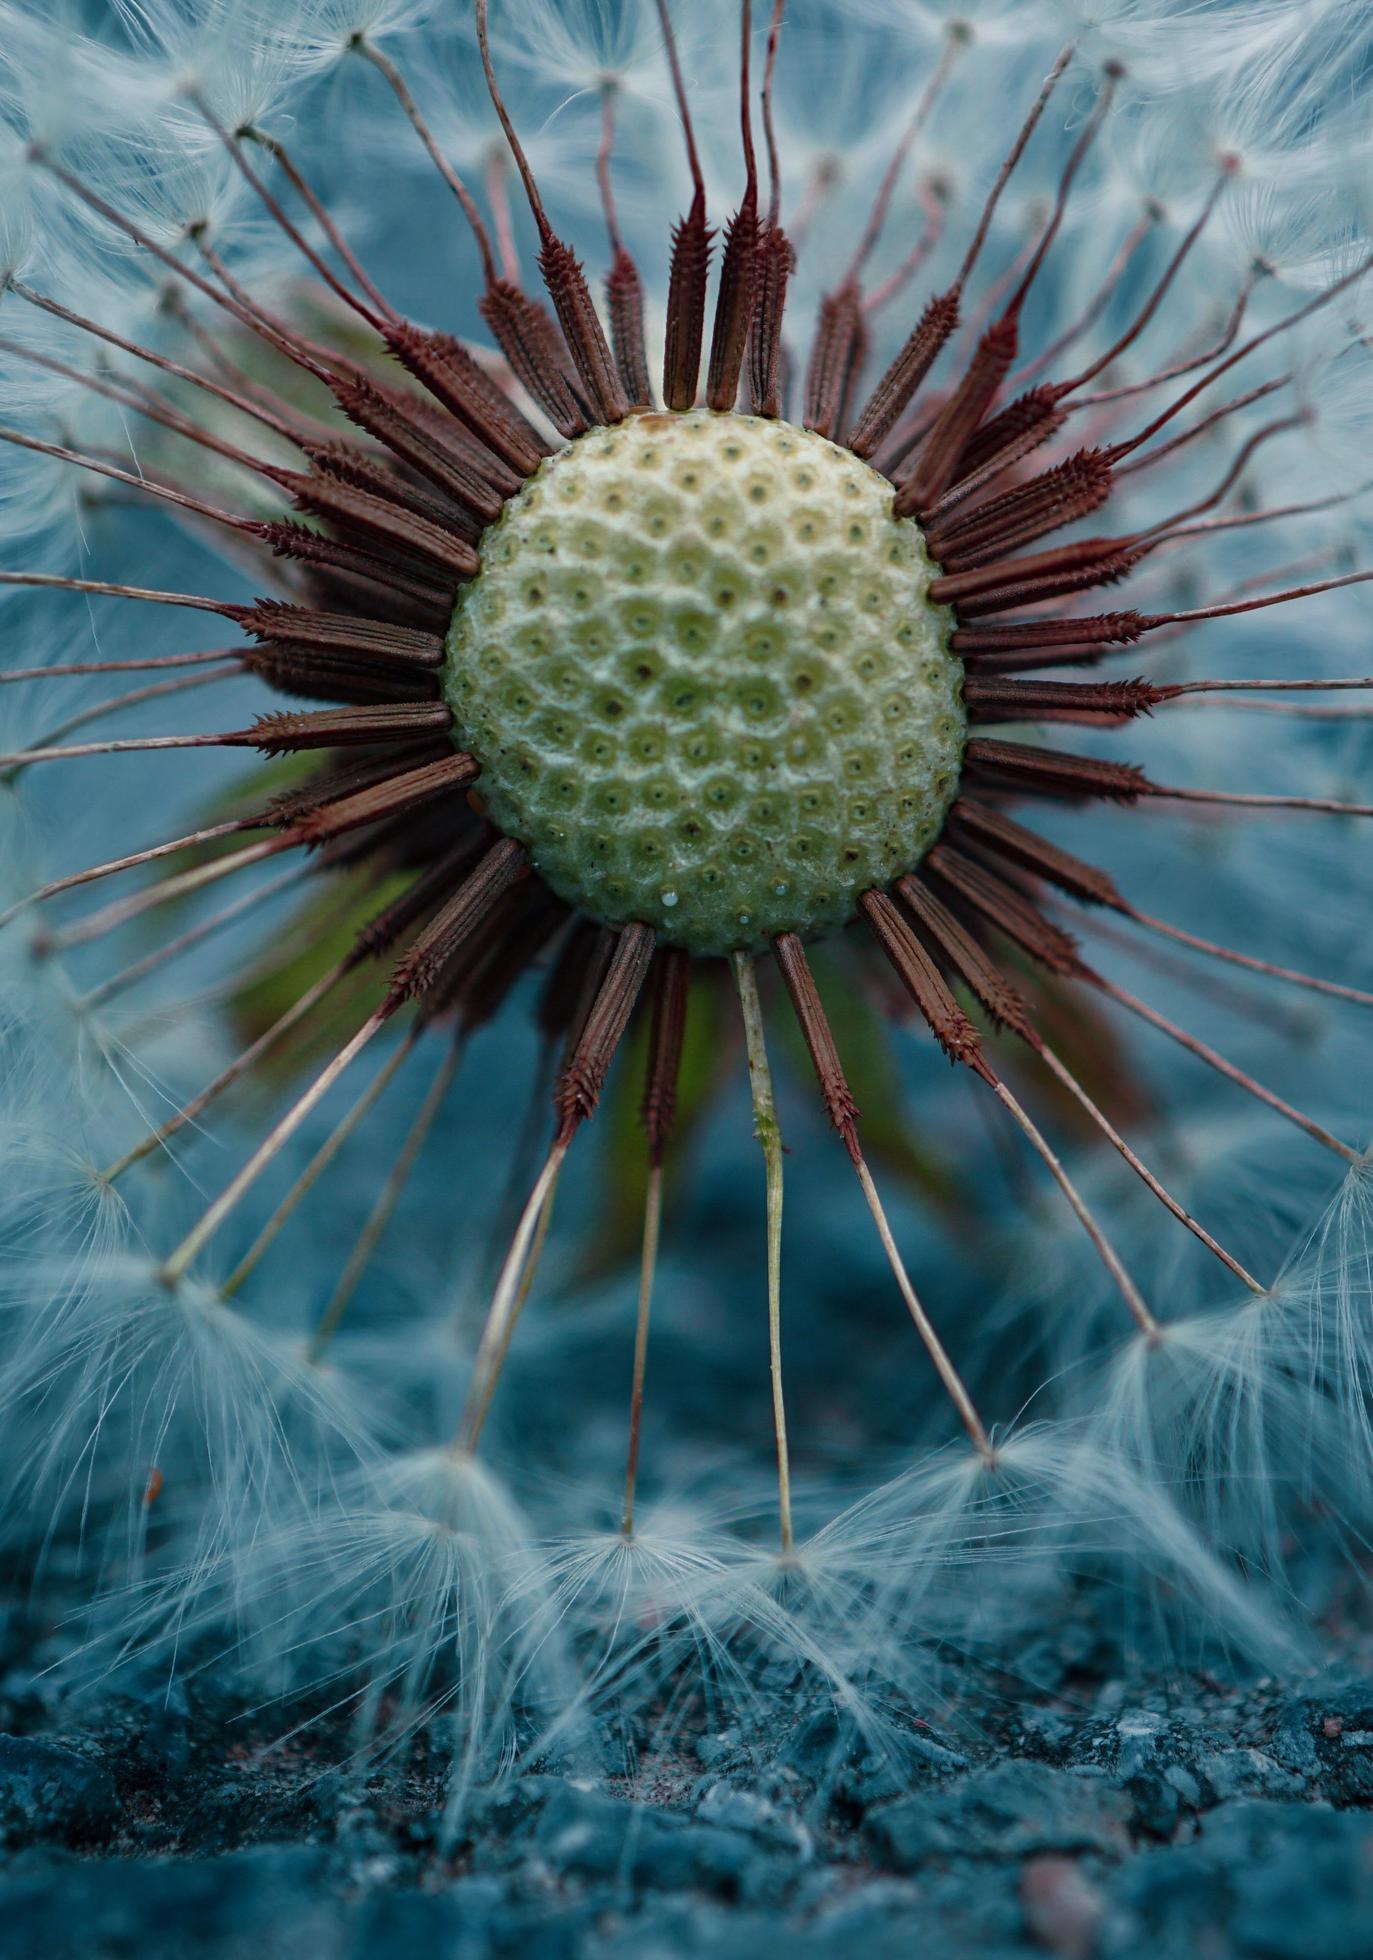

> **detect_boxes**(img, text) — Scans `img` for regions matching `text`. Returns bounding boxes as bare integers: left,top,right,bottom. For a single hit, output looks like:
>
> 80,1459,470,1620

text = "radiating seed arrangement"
2,0,1372,1800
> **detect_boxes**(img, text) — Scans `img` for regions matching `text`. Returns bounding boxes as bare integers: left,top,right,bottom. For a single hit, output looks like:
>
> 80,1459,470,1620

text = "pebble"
1020,1854,1107,1960
0,1736,120,1849
865,1760,1132,1872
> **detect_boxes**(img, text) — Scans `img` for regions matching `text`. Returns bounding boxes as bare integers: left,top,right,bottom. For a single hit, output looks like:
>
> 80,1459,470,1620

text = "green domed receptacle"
444,409,965,956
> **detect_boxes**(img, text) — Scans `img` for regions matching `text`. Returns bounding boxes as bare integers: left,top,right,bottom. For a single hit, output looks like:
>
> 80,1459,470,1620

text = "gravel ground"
3,1595,1373,1959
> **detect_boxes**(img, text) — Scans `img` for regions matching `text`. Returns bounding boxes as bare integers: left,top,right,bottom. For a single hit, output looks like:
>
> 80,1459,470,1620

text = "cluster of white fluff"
1,0,1372,1812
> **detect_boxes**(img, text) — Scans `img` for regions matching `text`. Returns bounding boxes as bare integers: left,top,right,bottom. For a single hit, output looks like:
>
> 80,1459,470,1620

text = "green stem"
732,951,793,1558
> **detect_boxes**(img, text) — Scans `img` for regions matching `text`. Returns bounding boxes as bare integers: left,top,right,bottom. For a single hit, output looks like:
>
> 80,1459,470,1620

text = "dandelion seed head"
0,0,1370,1803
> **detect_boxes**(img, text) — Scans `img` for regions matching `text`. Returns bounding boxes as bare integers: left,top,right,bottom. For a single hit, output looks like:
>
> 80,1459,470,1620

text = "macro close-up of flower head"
1,0,1372,1890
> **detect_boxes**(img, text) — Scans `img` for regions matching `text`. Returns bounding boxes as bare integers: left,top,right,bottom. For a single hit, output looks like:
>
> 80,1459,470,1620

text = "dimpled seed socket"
443,409,966,955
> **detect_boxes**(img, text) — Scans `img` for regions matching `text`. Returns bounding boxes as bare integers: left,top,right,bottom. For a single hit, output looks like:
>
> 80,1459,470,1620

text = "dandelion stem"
0,648,241,684
1,667,242,784
494,1164,562,1391
853,1156,994,1453
1035,1042,1265,1293
40,153,319,372
0,820,258,933
1114,376,1290,477
157,1001,395,1286
473,0,552,240
618,948,689,1533
189,238,340,374
45,836,294,955
244,129,399,323
658,0,713,412
760,1,789,230
454,924,651,1444
654,0,705,197
101,954,356,1183
596,80,627,260
79,859,312,1010
732,951,794,1557
842,24,962,287
957,44,1073,288
1088,972,1360,1163
1161,699,1373,723
476,1035,558,1295
218,1024,422,1300
0,333,277,475
456,1138,568,1455
0,730,245,769
598,83,653,410
773,931,991,1452
190,92,389,333
1102,900,1373,1011
621,1160,664,1540
0,571,234,613
354,40,498,285
1059,163,1237,394
486,151,520,286
1108,248,1373,455
1144,784,1373,818
1077,270,1257,410
1011,205,1157,388
1164,676,1373,695
861,177,947,316
308,1033,466,1362
986,1069,1160,1337
10,282,310,449
1002,62,1119,324
1129,413,1306,546
162,286,328,440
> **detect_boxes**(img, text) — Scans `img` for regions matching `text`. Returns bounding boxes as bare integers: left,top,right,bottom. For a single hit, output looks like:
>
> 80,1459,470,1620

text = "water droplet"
661,889,679,909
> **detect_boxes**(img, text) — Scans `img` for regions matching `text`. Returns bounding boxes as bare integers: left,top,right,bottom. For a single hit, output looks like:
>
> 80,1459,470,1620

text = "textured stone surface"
6,1626,1373,1957
863,1760,1132,1870
0,1735,119,1848
445,409,962,953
